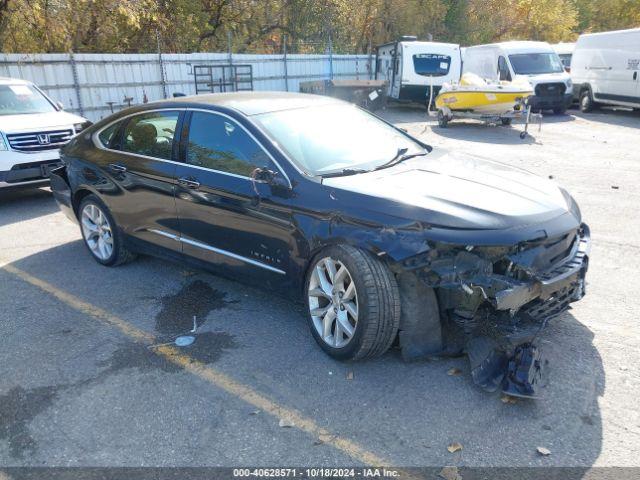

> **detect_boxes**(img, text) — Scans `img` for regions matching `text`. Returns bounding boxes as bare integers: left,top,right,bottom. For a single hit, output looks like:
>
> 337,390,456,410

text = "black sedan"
51,92,590,398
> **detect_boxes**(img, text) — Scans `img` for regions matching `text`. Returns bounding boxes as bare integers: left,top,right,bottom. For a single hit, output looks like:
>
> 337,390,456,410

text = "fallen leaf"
438,466,462,480
279,418,295,428
447,442,463,453
447,368,463,376
537,447,551,456
346,371,354,380
501,395,518,404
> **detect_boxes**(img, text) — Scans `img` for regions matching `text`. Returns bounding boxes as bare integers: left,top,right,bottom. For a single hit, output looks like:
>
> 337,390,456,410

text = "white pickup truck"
0,77,89,188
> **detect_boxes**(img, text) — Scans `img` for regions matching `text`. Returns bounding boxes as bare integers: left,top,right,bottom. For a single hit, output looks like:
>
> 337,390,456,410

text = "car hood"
322,148,578,238
0,111,86,133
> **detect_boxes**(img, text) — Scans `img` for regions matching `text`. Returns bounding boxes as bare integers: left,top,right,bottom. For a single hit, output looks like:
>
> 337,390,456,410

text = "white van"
463,41,573,113
571,28,640,112
0,77,89,188
552,42,575,71
375,37,462,106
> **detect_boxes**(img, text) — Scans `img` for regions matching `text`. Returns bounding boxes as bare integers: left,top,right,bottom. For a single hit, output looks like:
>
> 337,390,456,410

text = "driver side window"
122,111,180,160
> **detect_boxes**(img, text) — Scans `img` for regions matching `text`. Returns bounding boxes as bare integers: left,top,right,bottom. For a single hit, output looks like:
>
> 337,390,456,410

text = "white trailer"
571,28,640,112
374,37,462,107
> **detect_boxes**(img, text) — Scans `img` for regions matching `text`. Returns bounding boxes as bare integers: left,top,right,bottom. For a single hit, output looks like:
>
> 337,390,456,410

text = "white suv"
0,77,89,188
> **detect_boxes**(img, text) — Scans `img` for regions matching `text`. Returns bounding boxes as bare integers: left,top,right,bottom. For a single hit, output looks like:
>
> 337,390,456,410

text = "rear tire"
305,245,401,360
437,110,449,128
78,194,136,266
580,89,595,113
553,106,567,115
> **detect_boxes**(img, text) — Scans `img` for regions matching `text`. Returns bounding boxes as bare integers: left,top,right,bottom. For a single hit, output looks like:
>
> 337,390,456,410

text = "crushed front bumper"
401,224,590,397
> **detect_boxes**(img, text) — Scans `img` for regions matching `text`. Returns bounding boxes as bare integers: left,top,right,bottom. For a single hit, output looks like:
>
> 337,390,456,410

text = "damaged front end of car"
394,223,590,398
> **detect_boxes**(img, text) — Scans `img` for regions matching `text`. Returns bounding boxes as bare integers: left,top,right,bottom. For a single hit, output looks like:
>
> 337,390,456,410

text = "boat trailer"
436,99,543,139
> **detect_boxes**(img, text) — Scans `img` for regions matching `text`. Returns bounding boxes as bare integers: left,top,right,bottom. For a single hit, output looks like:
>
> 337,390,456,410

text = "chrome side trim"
146,228,285,275
147,228,180,241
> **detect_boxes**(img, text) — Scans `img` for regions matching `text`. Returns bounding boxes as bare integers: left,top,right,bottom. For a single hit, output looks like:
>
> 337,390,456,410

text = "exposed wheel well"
72,189,93,218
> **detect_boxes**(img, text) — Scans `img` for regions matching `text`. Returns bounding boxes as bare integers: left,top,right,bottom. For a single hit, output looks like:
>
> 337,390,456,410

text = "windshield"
508,53,564,75
0,84,57,116
252,104,425,175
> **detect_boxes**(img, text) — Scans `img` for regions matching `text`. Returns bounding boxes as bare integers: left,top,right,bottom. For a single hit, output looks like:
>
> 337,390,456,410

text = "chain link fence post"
69,51,85,117
156,30,168,99
283,34,289,92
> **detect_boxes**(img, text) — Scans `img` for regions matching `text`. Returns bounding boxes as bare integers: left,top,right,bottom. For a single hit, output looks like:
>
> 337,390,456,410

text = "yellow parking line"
2,263,388,467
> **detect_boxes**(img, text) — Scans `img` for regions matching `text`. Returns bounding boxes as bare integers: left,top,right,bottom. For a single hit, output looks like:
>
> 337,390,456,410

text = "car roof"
0,76,33,86
467,41,554,54
162,91,344,116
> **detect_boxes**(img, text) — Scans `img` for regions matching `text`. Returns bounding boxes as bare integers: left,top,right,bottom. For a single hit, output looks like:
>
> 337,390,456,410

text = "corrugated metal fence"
0,52,373,122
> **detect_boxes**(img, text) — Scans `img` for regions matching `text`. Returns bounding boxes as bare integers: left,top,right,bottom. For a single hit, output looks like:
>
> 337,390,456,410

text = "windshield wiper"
374,147,429,171
320,167,370,178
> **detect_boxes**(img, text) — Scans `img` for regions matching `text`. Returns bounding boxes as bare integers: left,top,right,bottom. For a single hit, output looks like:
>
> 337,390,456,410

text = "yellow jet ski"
435,73,533,115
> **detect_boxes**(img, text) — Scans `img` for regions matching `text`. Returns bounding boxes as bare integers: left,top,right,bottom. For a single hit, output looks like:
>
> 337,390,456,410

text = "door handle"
178,177,200,189
634,72,638,81
108,163,127,173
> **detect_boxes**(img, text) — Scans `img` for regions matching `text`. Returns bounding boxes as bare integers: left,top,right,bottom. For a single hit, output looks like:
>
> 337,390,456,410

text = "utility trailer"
299,79,387,111
436,98,543,139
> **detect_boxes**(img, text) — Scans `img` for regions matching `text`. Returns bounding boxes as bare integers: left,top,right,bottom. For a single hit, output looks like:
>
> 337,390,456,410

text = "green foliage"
0,0,638,53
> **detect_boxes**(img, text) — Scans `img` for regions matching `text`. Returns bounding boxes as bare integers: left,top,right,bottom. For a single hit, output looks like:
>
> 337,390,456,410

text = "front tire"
305,245,400,360
553,106,567,115
79,195,136,266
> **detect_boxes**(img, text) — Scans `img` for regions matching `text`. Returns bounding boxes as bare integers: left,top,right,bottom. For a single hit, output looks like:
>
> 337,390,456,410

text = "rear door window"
185,111,270,177
413,54,451,76
122,111,180,160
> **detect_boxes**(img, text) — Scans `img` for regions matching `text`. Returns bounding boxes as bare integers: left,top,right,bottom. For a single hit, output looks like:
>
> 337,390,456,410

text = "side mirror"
56,101,64,110
252,167,291,193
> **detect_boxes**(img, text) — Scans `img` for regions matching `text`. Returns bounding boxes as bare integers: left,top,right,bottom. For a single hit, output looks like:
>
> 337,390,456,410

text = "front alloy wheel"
308,257,359,348
305,245,401,360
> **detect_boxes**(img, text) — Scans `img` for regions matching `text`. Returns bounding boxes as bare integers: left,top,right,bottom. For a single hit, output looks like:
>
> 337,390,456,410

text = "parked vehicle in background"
0,77,90,188
463,41,573,114
50,92,590,398
571,28,640,112
375,37,462,107
552,42,575,72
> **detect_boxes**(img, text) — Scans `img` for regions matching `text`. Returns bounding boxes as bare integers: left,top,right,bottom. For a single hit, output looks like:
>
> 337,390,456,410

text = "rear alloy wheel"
79,195,135,266
305,245,400,360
